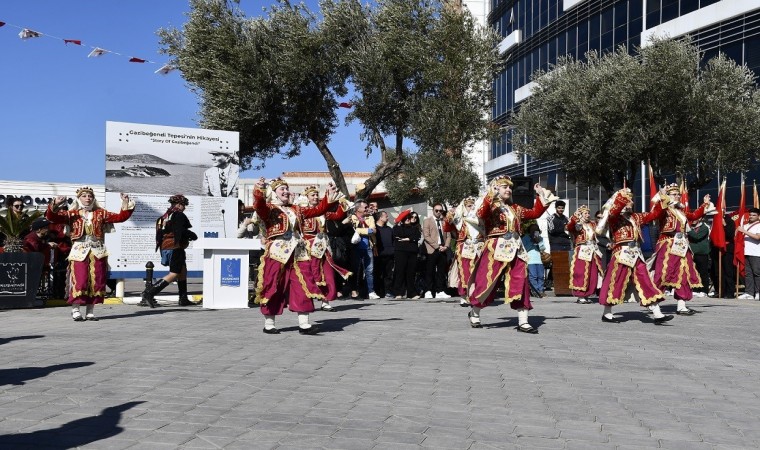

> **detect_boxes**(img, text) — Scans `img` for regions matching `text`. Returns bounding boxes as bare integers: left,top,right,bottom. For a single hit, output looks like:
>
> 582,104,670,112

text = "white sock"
85,305,95,317
72,306,81,316
321,301,330,308
469,306,481,323
517,308,528,326
264,315,276,330
603,305,614,319
677,299,688,312
298,313,311,329
648,304,664,319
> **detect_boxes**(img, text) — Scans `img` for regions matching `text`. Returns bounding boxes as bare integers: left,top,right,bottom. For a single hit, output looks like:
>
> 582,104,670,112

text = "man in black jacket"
547,200,572,251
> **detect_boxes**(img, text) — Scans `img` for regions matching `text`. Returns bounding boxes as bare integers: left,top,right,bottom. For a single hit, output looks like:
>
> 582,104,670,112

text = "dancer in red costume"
46,188,134,321
451,197,484,307
597,187,672,324
247,177,339,334
566,205,604,304
651,183,711,316
299,184,352,312
466,175,557,333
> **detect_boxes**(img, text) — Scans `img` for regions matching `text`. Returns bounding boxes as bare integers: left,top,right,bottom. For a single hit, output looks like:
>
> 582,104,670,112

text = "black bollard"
144,261,154,290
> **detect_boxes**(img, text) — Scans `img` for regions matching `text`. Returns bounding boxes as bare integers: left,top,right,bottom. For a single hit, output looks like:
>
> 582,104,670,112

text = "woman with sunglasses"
392,209,422,299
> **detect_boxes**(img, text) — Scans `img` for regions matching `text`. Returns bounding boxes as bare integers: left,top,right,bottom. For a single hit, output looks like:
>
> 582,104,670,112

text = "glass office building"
486,0,760,211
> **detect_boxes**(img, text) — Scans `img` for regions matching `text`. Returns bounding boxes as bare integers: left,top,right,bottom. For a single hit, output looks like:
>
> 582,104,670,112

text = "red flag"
129,57,146,63
710,179,726,252
754,180,759,209
733,175,747,276
680,179,690,213
648,160,657,206
64,39,82,45
0,22,6,27
338,102,352,108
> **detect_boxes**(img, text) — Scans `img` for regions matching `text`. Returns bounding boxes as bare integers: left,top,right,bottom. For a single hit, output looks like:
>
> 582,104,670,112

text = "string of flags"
0,20,175,75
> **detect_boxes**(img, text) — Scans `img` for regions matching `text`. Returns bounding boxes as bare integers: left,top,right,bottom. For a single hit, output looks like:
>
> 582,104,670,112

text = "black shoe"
138,299,150,307
602,315,621,323
676,308,696,316
468,311,482,328
85,315,99,321
178,298,194,306
262,327,280,334
460,302,470,307
654,314,674,325
299,326,320,335
516,324,538,334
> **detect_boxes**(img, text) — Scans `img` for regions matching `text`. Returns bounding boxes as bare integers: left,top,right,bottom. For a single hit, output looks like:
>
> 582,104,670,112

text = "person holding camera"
566,205,604,304
521,223,547,298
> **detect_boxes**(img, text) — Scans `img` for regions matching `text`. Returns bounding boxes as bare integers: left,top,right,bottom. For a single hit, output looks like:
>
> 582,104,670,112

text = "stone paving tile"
0,297,759,448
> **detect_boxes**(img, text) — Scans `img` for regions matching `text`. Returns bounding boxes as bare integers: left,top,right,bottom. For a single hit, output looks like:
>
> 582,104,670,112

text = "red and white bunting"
1,19,173,75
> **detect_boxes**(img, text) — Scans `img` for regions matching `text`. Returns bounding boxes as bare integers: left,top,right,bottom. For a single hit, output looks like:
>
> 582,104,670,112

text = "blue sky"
0,0,375,185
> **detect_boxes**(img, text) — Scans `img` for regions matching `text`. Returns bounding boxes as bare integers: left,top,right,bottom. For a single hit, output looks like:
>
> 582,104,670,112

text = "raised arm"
105,193,135,224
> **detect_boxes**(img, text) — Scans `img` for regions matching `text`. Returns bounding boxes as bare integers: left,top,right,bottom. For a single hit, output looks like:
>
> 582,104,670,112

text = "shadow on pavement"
0,362,94,386
0,401,144,448
98,308,202,321
328,303,375,312
314,316,402,333
0,335,45,346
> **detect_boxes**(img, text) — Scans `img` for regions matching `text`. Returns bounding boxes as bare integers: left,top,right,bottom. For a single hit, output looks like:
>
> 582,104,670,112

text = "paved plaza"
1,288,759,449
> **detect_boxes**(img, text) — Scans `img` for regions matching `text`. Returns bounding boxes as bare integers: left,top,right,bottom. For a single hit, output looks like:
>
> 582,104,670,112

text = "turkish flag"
710,180,726,252
338,102,352,108
64,39,82,45
129,57,146,63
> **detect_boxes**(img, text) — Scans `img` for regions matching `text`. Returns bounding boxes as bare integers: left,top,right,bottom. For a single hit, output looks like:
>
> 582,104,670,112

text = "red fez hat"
395,208,412,224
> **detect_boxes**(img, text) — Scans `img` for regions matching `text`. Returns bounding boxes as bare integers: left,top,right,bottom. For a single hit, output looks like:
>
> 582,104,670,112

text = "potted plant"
0,205,44,309
0,206,42,252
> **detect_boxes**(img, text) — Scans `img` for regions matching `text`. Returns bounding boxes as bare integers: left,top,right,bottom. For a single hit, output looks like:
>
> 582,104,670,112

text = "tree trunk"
312,138,350,196
356,157,404,199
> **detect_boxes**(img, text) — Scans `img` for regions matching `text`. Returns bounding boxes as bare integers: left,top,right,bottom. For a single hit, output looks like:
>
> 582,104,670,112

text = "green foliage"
0,209,43,251
159,0,500,202
511,37,760,194
385,150,481,206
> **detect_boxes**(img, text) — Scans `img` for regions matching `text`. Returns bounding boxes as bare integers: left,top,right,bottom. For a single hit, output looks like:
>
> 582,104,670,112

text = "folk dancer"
651,183,711,315
46,188,135,321
567,205,604,304
141,195,198,307
451,196,484,307
466,176,557,333
597,188,671,324
246,177,339,334
300,184,352,312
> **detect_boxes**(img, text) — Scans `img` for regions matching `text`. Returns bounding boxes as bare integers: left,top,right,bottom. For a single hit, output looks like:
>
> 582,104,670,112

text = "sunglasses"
434,209,443,213
12,204,23,209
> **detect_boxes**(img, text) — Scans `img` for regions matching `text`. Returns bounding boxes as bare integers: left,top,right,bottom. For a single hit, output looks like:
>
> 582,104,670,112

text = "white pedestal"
195,238,262,309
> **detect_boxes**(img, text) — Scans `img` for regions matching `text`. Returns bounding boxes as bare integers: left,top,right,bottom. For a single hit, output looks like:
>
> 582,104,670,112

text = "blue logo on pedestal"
220,258,241,287
204,231,219,238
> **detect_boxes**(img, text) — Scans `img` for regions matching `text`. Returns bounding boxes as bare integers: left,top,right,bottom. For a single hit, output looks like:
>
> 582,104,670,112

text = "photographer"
521,223,547,297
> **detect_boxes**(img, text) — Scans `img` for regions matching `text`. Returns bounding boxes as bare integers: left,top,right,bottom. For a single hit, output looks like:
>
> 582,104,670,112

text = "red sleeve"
324,202,347,221
45,204,73,225
476,195,493,219
251,188,272,220
105,207,134,224
301,195,334,219
442,217,455,233
636,201,664,225
685,203,707,222
566,215,578,233
519,198,548,220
